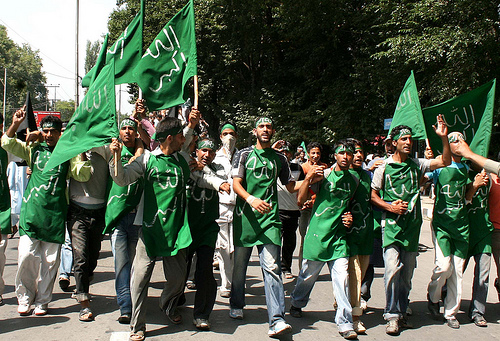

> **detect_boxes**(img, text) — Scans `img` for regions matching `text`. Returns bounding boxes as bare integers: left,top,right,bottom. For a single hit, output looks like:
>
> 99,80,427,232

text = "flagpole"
194,75,199,108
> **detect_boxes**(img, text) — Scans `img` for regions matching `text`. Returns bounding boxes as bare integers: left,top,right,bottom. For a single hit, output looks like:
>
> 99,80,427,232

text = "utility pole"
75,0,79,110
46,84,60,110
2,68,6,132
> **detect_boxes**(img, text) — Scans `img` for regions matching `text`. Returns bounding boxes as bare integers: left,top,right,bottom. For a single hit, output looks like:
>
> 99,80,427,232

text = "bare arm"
370,189,408,215
233,177,271,214
429,114,451,170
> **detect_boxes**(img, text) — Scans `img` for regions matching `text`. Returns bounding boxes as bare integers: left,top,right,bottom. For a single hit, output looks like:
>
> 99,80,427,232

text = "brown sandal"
129,330,145,341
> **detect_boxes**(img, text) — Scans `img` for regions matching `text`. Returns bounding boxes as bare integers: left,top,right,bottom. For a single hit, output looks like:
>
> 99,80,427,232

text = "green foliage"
0,25,47,121
84,40,102,74
107,0,500,153
55,99,76,122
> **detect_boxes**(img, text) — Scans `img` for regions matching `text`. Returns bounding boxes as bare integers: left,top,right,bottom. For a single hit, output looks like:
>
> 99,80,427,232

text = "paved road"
1,197,500,340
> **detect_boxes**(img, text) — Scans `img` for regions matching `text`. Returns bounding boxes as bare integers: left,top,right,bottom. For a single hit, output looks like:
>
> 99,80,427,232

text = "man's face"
352,145,364,168
335,151,353,170
254,123,274,144
196,147,215,166
220,128,237,140
42,127,61,147
168,132,186,152
309,147,321,164
119,126,137,145
384,140,395,155
393,135,412,155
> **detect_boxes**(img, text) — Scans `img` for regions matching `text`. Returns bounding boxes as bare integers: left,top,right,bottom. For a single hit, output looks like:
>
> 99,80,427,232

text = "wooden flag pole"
194,75,199,108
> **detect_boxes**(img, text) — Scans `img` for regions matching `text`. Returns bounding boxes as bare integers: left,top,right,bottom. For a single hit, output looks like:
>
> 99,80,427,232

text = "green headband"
448,132,465,143
197,139,216,150
354,146,363,152
255,117,273,128
220,123,236,134
42,120,62,131
335,144,354,154
152,125,183,141
393,128,412,141
120,118,137,131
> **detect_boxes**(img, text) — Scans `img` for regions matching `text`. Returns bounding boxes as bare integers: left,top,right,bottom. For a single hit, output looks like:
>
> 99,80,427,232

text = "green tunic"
187,167,220,250
466,172,492,257
0,147,11,235
303,169,358,262
142,152,192,257
431,162,469,258
104,145,144,234
380,159,423,252
347,168,374,256
233,147,288,247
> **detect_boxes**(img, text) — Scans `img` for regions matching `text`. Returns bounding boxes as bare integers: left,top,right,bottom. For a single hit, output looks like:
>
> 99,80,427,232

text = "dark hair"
307,142,322,153
334,139,354,153
155,117,183,142
347,138,362,149
390,125,412,140
40,114,63,131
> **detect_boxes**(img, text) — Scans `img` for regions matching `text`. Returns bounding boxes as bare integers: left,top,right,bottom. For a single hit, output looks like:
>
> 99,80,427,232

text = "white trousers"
16,234,61,307
0,234,8,295
215,204,234,293
427,233,465,319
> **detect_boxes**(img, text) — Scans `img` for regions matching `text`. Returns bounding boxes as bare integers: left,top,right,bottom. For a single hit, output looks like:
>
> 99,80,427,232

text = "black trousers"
67,202,105,301
279,210,300,273
187,245,217,319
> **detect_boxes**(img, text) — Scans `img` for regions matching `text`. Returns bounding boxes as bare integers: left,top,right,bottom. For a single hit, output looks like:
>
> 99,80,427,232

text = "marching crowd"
1,100,500,341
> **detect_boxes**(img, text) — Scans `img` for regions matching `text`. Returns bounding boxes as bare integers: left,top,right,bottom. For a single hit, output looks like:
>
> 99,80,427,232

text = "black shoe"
289,305,302,318
427,295,441,320
495,278,500,302
59,277,70,291
446,317,460,329
118,313,131,324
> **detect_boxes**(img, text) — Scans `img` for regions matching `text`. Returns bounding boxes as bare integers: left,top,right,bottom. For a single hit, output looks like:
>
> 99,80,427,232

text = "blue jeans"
230,244,286,327
111,213,140,315
465,253,491,319
59,228,73,280
383,245,417,320
291,258,353,332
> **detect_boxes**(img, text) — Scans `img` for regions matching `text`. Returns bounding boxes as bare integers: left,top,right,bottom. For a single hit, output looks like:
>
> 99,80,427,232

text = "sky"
1,0,134,115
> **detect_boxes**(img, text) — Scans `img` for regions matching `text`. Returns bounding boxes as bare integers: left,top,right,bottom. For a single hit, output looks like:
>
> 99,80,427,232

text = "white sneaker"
34,305,48,316
18,304,31,316
268,321,292,338
229,308,243,320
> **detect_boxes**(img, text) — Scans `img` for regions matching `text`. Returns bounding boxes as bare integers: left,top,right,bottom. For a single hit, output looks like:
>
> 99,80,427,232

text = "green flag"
106,0,144,85
423,79,496,157
81,34,109,88
44,60,118,171
388,71,427,139
133,0,197,111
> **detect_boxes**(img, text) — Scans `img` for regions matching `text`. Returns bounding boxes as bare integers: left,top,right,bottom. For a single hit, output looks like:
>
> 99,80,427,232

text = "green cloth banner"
82,0,144,87
44,60,118,171
388,71,426,140
423,79,496,157
133,0,197,111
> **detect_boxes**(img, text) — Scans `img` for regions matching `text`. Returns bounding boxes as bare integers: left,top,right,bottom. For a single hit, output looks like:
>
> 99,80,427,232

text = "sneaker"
427,296,441,320
34,305,48,316
386,318,399,335
353,320,366,334
229,308,243,320
289,305,302,318
18,304,31,316
339,330,358,340
446,317,460,329
193,318,211,330
268,321,292,338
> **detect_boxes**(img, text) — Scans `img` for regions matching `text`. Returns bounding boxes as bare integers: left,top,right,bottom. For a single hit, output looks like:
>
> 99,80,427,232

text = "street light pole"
2,68,6,133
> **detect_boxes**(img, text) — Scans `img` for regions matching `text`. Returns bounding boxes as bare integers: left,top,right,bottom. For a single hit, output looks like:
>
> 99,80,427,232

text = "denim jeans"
110,212,140,315
383,245,417,320
291,258,353,332
464,253,491,319
59,228,73,280
230,244,286,327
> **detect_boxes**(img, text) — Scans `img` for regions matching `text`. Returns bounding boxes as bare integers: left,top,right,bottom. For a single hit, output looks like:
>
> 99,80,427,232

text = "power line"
45,71,75,80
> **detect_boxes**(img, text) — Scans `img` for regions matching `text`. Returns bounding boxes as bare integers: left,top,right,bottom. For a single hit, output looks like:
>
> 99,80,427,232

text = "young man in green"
2,107,91,316
230,117,298,338
426,132,486,329
346,138,373,334
289,140,359,340
370,115,450,335
187,138,230,330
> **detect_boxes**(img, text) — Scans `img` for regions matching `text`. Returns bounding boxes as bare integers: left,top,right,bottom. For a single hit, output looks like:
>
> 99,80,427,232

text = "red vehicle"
34,111,61,127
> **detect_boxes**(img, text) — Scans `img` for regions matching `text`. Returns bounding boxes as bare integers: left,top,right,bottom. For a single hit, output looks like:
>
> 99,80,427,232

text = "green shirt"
466,172,493,257
303,168,358,262
0,146,11,235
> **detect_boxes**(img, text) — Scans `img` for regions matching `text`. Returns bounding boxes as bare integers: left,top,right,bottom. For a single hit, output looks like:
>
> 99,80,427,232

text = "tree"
84,40,102,74
55,99,76,122
0,25,47,123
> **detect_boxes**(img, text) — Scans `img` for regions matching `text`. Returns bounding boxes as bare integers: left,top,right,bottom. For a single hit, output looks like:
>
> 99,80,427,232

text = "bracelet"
246,195,257,206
